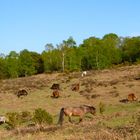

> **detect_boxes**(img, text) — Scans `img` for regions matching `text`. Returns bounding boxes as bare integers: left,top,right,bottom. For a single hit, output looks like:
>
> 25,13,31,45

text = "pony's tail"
58,108,64,125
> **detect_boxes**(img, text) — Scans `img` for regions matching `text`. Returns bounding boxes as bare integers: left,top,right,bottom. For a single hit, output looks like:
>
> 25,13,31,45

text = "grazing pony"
119,93,138,103
127,93,138,101
16,89,28,98
0,116,7,124
50,83,60,90
71,83,80,91
119,99,129,103
81,71,87,77
58,105,96,125
51,90,60,98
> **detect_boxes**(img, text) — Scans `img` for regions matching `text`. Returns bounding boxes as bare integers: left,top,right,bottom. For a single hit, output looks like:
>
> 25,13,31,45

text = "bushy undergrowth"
6,112,21,129
33,108,53,125
4,109,53,129
20,111,32,123
5,111,32,129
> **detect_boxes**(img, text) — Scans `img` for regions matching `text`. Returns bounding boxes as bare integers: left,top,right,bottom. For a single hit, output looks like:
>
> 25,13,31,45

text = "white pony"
81,71,87,77
0,116,7,123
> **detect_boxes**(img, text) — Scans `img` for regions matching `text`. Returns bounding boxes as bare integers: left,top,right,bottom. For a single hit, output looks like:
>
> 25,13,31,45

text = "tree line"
0,33,140,79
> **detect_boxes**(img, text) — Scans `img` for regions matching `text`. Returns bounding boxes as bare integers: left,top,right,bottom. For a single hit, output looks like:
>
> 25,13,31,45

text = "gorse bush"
20,111,32,123
6,112,21,129
5,111,32,129
33,108,53,125
4,109,53,129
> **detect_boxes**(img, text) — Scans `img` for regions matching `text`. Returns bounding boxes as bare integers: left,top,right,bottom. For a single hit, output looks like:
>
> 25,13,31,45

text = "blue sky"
0,0,140,55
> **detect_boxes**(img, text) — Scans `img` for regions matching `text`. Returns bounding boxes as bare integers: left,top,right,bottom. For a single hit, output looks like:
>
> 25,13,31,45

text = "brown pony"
71,83,80,91
58,105,96,125
51,90,60,98
127,93,138,101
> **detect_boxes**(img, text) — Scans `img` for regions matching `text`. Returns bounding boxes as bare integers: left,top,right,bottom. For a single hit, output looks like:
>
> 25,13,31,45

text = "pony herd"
15,71,86,99
50,83,80,98
4,70,138,126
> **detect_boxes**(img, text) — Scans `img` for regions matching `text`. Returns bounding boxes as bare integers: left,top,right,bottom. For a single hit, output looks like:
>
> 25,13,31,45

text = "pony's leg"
68,116,73,123
79,117,83,123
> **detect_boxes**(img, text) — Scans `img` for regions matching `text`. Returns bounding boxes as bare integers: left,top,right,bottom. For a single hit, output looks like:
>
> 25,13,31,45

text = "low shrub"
6,112,21,129
20,111,32,123
33,108,53,125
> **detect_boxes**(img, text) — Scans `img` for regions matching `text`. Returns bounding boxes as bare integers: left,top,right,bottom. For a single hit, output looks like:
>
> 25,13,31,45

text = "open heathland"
0,64,140,140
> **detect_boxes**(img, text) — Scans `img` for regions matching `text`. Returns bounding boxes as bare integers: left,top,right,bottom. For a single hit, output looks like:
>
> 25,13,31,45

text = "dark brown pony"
50,83,60,90
58,105,96,125
71,83,80,91
16,89,28,98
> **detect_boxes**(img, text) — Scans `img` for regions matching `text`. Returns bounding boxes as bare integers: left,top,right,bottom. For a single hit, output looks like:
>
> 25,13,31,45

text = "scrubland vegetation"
0,63,139,139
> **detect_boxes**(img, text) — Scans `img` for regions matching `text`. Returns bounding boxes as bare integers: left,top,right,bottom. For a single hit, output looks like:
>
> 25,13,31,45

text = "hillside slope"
0,64,140,140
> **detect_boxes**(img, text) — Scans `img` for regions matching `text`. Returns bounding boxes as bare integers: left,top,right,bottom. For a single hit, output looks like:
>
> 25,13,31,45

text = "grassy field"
0,64,140,140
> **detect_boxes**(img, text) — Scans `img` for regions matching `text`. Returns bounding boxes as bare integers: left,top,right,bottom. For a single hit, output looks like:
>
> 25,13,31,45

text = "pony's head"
90,106,96,115
82,105,96,115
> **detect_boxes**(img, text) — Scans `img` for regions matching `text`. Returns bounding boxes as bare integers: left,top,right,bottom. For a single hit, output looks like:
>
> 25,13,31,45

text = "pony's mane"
82,104,92,107
82,105,96,110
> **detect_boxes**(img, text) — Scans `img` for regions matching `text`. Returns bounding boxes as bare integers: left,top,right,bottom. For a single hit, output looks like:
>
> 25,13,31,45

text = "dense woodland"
0,33,140,79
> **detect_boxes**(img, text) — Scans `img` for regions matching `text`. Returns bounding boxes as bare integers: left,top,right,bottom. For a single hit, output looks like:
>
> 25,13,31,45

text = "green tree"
80,37,104,70
57,36,76,72
45,43,54,52
102,33,122,65
42,48,62,72
30,51,44,74
68,46,82,71
42,43,57,72
121,37,140,63
18,49,36,76
0,54,7,79
5,51,19,78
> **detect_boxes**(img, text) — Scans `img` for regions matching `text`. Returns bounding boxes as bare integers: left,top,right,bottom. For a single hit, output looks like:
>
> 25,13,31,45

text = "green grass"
102,102,140,115
101,116,133,128
95,102,140,128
